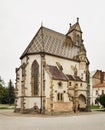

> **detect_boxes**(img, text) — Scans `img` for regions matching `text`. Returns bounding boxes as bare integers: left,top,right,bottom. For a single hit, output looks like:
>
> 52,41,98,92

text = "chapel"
15,18,90,114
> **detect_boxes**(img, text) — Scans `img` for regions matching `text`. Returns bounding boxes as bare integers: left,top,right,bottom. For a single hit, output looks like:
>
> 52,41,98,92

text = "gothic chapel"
15,18,90,114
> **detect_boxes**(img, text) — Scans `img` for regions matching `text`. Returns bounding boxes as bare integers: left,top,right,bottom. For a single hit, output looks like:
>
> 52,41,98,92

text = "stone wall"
54,102,73,112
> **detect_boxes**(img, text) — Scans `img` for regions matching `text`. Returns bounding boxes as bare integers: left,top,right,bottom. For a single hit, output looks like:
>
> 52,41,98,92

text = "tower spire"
69,23,72,27
77,17,79,23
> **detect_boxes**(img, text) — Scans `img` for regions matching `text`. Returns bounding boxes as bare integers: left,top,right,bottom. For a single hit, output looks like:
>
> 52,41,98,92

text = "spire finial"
77,17,79,23
69,23,72,27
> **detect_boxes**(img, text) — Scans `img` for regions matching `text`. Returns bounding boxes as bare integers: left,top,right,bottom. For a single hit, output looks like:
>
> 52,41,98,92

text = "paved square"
0,110,105,130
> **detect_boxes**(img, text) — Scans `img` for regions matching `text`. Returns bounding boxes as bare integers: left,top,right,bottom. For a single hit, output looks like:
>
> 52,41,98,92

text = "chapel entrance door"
78,94,86,111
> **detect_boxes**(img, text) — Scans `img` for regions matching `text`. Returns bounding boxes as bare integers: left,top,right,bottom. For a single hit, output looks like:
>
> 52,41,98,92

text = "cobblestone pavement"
0,110,105,130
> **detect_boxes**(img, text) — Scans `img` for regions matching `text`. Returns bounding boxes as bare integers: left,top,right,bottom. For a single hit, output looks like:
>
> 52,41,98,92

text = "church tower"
67,17,82,47
66,18,90,112
67,18,88,81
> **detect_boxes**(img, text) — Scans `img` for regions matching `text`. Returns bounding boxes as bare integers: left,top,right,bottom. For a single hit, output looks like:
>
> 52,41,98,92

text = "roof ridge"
42,26,65,36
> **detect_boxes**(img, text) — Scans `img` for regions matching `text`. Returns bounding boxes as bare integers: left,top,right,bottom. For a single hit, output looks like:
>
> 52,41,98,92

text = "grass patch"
95,109,105,112
98,110,105,112
91,105,99,109
0,104,14,109
0,106,9,109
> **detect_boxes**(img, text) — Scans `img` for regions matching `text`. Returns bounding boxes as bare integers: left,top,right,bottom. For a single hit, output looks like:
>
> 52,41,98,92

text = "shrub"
96,94,105,108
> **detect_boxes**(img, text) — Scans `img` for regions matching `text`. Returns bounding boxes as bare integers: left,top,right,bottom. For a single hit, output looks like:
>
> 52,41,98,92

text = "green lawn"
91,105,105,112
0,104,14,109
91,105,99,109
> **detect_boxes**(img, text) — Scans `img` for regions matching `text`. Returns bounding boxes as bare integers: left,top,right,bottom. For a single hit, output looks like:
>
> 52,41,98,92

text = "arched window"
61,93,63,101
57,93,63,101
31,60,39,95
57,93,60,100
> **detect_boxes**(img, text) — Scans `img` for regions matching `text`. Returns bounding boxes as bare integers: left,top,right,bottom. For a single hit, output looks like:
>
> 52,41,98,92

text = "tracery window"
31,60,39,95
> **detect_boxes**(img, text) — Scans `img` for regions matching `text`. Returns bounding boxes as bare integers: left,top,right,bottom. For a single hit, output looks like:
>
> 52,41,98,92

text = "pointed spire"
77,17,79,23
69,23,72,27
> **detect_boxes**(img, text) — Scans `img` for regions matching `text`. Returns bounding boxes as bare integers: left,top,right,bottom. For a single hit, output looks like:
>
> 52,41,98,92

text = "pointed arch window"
57,93,63,101
31,60,39,96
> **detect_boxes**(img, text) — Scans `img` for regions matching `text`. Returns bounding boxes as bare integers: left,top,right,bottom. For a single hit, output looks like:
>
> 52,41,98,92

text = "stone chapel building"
15,18,90,114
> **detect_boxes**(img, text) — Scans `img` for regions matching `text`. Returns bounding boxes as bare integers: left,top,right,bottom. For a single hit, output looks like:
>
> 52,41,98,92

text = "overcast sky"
0,0,105,85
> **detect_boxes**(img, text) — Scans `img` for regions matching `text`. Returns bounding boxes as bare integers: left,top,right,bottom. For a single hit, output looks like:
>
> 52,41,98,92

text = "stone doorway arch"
78,94,86,110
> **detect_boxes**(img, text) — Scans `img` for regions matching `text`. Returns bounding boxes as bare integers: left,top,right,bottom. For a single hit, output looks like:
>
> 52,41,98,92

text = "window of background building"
102,90,104,94
96,90,98,95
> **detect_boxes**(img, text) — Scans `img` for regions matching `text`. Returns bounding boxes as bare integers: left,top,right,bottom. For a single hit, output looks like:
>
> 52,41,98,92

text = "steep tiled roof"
92,70,101,79
66,74,74,80
92,70,105,83
46,65,67,81
20,26,80,60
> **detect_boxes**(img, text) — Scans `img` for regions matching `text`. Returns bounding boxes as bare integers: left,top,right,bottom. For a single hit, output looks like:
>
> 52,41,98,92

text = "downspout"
40,24,45,114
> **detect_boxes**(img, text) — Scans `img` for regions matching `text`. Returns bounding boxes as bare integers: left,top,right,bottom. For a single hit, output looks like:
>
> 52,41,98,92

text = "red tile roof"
93,83,105,88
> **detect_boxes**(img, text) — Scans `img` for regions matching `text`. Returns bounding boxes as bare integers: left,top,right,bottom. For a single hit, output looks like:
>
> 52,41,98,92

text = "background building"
15,18,90,114
92,70,105,105
90,71,96,105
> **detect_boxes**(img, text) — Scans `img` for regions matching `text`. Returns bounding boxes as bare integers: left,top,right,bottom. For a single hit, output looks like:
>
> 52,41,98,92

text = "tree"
96,94,105,108
0,76,5,87
0,86,3,103
0,77,15,105
0,76,5,104
1,87,9,104
8,79,15,105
